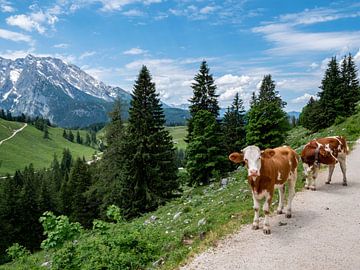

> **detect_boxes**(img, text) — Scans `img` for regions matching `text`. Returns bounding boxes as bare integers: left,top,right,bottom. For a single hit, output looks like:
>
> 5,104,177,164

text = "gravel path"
181,140,360,270
0,123,27,146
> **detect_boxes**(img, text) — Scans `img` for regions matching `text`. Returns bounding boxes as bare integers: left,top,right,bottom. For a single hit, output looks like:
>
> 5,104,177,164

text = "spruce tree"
246,75,290,148
186,110,228,186
187,61,220,141
62,129,67,139
222,93,246,153
120,66,179,218
68,130,74,142
340,54,360,117
43,125,49,139
76,131,82,144
318,57,341,128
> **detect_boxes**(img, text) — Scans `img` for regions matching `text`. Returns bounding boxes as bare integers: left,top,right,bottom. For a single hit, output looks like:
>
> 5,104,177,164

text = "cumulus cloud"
291,93,317,104
6,9,59,34
123,47,148,55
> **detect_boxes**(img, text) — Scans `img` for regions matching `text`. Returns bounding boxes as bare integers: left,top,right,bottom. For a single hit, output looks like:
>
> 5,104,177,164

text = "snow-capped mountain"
0,54,131,127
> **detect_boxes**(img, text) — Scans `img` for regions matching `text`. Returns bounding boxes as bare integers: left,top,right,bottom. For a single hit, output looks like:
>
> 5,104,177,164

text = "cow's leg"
310,166,319,191
276,185,285,214
286,170,297,218
252,192,260,230
263,191,272,235
303,163,311,189
325,164,335,184
338,154,347,186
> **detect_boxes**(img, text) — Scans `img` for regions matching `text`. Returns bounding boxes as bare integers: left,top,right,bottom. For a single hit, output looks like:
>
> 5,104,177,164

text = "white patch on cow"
253,190,268,200
289,160,292,167
277,171,282,180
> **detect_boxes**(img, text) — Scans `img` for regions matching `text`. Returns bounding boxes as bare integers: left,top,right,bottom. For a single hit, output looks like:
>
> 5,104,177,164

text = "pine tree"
318,57,341,128
76,131,82,144
222,93,246,153
246,75,290,149
340,54,360,117
62,129,67,139
187,61,220,141
68,130,74,142
43,124,49,139
60,148,72,175
186,110,228,186
67,158,94,227
120,66,179,218
85,133,91,146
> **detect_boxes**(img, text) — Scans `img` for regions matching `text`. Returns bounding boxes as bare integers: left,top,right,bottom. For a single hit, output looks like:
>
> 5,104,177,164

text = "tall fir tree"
246,75,290,148
187,61,220,141
186,110,228,186
318,57,342,128
120,66,179,218
222,93,246,153
340,54,360,117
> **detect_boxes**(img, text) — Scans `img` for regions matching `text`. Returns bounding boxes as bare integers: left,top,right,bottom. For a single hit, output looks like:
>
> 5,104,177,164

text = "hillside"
0,118,96,175
2,107,360,269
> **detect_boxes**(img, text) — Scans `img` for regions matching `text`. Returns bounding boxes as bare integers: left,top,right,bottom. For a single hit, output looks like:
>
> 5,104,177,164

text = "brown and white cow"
301,136,348,190
229,145,299,235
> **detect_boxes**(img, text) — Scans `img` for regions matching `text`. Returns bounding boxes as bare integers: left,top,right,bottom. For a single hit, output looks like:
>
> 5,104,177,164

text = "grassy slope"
167,126,187,150
0,119,97,175
3,109,360,269
0,120,23,141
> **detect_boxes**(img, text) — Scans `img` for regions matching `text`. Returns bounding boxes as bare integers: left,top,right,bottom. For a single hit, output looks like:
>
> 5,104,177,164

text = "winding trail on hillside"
0,123,27,146
181,139,360,270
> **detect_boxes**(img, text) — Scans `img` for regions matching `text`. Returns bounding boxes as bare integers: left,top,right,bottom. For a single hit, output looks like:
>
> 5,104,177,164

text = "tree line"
299,54,360,131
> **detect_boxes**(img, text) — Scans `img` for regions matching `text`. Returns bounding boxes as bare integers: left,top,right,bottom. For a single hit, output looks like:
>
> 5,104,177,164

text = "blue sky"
1,0,360,111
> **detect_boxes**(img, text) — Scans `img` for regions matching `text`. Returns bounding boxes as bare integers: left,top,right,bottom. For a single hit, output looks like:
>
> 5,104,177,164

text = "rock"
41,261,51,268
221,178,228,187
325,207,330,210
173,212,182,220
198,218,206,226
278,221,287,226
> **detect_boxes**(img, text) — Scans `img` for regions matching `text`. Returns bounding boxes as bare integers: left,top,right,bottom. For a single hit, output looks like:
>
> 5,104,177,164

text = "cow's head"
229,145,275,178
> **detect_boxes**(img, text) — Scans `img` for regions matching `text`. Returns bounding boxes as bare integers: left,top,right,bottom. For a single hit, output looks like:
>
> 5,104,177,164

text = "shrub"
39,211,83,250
6,243,30,262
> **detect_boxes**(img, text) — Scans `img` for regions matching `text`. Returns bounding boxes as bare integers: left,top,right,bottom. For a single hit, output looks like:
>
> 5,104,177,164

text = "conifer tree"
246,75,289,148
85,133,91,146
68,130,74,142
43,124,49,139
76,131,82,144
186,110,228,186
62,129,67,139
187,61,220,141
340,54,360,117
60,148,72,175
120,66,179,218
222,93,246,153
318,57,341,128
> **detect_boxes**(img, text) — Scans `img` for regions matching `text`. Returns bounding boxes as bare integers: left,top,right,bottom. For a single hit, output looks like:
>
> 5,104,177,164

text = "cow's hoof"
310,186,316,191
263,228,271,235
304,185,309,189
252,224,259,230
277,210,283,215
343,182,348,186
285,213,292,218
325,181,331,184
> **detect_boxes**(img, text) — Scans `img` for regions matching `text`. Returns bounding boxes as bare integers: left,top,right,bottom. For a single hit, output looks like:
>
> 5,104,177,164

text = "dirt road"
182,140,360,270
0,123,27,146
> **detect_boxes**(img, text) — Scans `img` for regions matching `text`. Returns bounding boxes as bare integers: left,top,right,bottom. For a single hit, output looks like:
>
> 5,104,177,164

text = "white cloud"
0,28,33,44
199,6,217,15
291,93,317,104
79,51,96,60
123,9,144,16
0,49,33,60
0,0,15,12
253,7,360,56
54,43,69,49
123,47,147,55
354,49,360,65
6,10,59,34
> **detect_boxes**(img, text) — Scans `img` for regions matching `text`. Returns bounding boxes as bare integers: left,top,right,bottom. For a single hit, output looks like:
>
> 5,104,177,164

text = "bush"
39,211,83,250
6,243,30,262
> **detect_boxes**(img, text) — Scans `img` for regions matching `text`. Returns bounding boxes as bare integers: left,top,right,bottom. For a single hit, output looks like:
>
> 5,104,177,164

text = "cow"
301,136,348,190
229,145,299,235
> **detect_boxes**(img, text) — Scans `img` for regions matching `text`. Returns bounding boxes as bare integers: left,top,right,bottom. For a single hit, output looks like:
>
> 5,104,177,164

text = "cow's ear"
262,149,276,158
229,152,244,164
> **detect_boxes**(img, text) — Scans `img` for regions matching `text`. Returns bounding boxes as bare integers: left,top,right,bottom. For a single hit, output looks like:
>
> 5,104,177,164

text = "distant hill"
0,54,189,127
0,118,96,175
287,111,301,119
